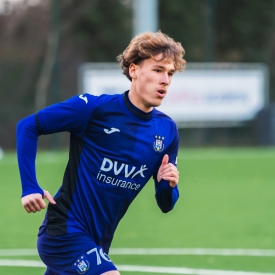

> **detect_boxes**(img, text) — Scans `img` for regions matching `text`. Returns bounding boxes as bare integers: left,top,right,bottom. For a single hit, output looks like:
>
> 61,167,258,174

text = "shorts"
37,228,117,275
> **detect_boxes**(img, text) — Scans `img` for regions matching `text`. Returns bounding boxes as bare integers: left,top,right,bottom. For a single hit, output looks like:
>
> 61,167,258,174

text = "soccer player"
17,31,186,275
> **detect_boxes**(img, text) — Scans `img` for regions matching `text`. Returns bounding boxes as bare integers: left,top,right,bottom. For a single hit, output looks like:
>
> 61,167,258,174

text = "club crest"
154,135,165,152
73,255,90,274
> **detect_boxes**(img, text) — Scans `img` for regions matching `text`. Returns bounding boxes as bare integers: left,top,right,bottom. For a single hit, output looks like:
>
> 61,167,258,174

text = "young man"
17,31,186,275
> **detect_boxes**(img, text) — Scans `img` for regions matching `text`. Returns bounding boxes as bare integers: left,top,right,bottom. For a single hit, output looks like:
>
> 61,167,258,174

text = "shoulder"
80,93,121,106
154,109,177,129
68,93,121,110
153,109,179,154
154,109,179,142
97,93,121,103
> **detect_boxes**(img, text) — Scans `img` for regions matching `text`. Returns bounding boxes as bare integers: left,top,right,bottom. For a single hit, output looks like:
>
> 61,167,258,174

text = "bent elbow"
158,203,174,213
160,208,171,214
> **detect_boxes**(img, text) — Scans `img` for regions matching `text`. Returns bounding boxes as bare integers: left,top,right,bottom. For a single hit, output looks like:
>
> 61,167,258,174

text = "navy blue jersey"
17,91,179,253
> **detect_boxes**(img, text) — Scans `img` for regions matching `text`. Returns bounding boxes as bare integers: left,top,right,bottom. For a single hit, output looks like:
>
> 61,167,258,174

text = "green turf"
0,267,46,275
1,147,275,274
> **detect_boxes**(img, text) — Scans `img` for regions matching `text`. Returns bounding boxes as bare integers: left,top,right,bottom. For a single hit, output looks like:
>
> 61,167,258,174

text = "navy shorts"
37,228,117,275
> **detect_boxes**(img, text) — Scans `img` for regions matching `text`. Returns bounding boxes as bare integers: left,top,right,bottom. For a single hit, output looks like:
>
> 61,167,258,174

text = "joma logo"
100,158,148,179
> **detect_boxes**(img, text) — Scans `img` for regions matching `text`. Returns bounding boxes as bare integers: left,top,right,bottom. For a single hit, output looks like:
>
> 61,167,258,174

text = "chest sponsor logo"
154,135,165,152
100,158,147,178
97,158,148,191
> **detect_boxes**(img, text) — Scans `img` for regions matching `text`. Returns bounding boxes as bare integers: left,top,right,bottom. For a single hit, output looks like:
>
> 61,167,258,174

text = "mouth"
157,89,166,98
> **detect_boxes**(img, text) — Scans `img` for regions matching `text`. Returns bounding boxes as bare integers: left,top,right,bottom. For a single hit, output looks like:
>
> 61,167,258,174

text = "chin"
153,99,163,107
147,102,160,108
145,98,163,109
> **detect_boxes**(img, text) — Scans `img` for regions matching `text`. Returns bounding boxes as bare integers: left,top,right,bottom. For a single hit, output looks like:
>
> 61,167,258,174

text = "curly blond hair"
117,31,186,81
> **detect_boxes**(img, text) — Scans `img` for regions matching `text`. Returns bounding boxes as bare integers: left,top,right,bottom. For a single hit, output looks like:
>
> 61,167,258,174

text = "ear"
129,63,138,79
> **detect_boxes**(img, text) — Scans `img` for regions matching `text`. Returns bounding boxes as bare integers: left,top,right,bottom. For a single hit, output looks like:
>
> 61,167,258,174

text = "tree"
159,0,275,101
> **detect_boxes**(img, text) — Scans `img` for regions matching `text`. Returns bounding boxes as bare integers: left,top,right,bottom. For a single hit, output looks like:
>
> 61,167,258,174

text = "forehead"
142,53,175,71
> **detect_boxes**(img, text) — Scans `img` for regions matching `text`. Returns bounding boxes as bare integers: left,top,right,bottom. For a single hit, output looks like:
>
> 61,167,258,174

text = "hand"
157,154,179,188
21,190,56,213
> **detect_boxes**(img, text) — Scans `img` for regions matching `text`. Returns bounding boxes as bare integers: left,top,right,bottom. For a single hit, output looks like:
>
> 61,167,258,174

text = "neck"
128,86,153,113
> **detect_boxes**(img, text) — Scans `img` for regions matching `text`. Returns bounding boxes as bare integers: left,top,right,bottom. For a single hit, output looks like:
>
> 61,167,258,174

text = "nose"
160,73,170,86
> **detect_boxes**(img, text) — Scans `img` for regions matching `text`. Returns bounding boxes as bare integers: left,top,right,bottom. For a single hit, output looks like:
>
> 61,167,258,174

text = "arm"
17,93,97,213
17,114,56,213
154,122,180,213
154,154,179,213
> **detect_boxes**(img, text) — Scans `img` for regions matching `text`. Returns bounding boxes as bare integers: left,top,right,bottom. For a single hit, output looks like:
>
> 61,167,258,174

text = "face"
128,53,175,112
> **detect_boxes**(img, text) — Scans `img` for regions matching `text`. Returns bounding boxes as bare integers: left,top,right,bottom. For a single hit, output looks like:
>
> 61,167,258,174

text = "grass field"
0,147,275,274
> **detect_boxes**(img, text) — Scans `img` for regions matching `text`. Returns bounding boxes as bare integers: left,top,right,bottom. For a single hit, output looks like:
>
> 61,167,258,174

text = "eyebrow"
152,65,175,73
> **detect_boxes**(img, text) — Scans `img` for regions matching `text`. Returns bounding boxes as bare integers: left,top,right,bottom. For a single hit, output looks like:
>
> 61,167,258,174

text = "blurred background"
1,1,275,274
1,0,275,150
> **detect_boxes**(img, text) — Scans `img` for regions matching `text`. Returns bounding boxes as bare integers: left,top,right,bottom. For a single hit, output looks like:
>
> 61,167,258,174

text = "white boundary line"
110,248,275,257
117,265,275,275
0,260,275,275
0,259,45,267
1,248,275,257
0,249,37,256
